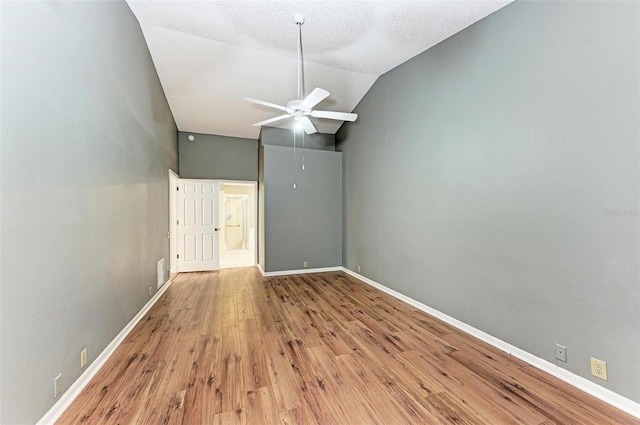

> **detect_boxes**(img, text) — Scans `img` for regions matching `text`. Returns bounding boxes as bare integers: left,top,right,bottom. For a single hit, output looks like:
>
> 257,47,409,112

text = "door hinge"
177,220,179,225
177,254,180,259
176,186,179,191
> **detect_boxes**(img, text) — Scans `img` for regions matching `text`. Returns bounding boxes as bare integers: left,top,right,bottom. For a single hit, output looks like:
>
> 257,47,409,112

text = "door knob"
214,228,220,231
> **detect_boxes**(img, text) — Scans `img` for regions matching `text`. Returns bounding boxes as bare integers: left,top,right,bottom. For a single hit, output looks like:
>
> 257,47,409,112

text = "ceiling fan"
242,14,357,134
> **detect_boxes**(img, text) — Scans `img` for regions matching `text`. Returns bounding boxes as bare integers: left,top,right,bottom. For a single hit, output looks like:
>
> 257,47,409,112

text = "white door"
177,179,219,272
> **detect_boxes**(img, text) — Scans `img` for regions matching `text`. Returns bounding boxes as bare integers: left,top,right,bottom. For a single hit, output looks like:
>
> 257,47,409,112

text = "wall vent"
157,258,165,289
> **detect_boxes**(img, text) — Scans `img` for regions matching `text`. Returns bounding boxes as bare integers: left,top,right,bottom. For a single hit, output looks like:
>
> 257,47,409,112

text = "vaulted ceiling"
126,1,512,139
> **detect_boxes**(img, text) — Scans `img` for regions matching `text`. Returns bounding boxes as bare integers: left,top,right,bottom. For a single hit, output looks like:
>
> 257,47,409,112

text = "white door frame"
168,169,179,278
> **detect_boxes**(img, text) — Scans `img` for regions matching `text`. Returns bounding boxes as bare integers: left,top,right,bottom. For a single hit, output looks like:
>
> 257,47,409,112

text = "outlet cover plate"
54,374,63,398
555,344,567,362
81,348,88,368
590,357,608,381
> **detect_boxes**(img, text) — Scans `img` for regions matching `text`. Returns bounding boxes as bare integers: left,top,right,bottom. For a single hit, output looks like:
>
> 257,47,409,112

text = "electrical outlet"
554,344,567,362
591,357,608,380
357,265,361,273
303,261,308,268
54,374,63,398
149,286,153,297
81,348,88,368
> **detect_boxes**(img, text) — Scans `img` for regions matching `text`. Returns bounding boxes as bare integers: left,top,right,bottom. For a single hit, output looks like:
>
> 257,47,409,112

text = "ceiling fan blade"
252,114,292,127
301,88,330,109
300,116,317,134
310,110,358,122
242,97,291,113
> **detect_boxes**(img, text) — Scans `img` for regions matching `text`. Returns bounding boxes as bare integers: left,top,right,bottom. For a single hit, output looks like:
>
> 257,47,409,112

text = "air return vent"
157,258,165,289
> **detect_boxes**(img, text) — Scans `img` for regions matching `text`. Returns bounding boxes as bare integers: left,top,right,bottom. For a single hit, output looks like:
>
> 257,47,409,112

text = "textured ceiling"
126,0,512,139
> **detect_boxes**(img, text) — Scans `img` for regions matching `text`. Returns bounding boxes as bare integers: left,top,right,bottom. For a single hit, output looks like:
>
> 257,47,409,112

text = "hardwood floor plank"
306,346,383,425
343,320,406,367
138,390,186,425
213,408,245,425
369,364,451,424
334,353,435,425
381,349,449,397
432,349,547,424
512,365,639,425
237,287,255,321
279,405,320,425
56,269,640,425
242,386,280,425
153,332,198,396
392,328,457,355
216,325,243,414
107,359,163,424
263,329,302,412
239,319,270,390
221,292,239,328
182,332,222,424
306,308,356,356
442,330,530,371
188,274,216,321
425,391,483,424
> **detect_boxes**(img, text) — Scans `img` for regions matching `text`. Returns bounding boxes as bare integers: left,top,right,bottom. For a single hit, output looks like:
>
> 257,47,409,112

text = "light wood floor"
57,268,638,424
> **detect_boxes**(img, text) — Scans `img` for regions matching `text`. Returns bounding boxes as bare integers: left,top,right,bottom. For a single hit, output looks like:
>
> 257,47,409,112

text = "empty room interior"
1,1,639,424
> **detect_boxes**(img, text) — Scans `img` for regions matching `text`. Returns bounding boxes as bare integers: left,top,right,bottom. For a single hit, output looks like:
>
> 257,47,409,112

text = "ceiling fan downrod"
294,14,304,101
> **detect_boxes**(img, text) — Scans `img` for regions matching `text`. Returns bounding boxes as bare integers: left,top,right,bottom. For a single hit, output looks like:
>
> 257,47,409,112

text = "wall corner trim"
339,267,640,419
37,278,174,425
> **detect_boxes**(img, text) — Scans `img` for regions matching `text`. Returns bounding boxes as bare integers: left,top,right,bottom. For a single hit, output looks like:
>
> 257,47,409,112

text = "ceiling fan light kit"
242,14,358,135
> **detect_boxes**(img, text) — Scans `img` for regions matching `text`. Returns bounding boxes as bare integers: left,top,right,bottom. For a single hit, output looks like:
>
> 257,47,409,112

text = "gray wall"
0,2,178,423
259,136,342,272
261,126,336,151
337,1,639,402
178,132,258,181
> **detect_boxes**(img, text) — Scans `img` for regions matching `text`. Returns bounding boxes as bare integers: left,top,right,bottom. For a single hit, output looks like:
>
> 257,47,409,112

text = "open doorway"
219,181,257,269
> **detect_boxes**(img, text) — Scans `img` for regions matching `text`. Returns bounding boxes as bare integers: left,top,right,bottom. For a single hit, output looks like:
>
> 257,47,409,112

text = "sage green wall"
1,1,178,423
337,1,639,402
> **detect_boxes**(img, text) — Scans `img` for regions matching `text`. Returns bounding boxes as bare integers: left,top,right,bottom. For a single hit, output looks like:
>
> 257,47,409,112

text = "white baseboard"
257,263,265,275
339,267,640,419
261,266,342,277
37,278,174,425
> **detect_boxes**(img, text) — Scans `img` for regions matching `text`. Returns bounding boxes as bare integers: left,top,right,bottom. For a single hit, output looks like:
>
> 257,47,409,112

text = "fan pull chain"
302,130,305,171
292,127,297,189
